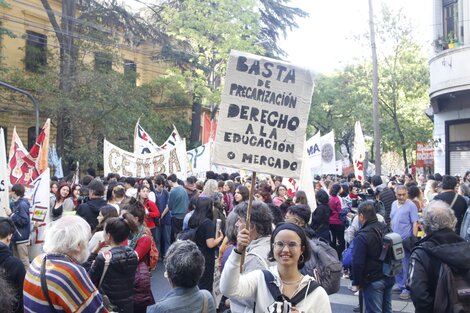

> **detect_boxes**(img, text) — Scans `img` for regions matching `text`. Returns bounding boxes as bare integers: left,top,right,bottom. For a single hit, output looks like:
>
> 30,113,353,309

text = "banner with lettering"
416,142,434,168
306,131,321,175
353,121,366,181
213,50,314,178
26,168,50,260
104,139,187,178
0,128,9,217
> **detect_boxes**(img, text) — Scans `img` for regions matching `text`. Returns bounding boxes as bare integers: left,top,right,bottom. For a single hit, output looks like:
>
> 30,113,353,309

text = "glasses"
273,241,301,251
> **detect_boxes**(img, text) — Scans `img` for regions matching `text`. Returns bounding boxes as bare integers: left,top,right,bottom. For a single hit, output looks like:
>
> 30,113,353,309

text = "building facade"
430,0,470,175
0,0,171,150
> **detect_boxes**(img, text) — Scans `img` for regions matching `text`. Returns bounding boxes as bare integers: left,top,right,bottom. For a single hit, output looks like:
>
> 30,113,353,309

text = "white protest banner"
134,119,162,154
306,131,321,176
353,121,366,181
0,128,9,217
104,139,187,178
213,50,314,178
25,168,50,260
320,130,336,175
299,144,316,210
187,142,212,176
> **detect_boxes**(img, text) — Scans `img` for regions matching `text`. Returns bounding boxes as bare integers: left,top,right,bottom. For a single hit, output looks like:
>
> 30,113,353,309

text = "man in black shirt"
434,175,468,234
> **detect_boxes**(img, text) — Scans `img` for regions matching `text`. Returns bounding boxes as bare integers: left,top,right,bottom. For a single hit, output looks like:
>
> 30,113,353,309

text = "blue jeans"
395,251,410,292
363,276,394,313
157,223,172,257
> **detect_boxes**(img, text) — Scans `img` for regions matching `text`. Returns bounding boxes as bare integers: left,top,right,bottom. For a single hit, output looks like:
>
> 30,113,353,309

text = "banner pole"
240,171,257,273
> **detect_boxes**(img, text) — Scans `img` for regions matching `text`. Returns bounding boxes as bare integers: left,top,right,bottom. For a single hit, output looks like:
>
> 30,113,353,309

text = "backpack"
414,244,470,313
177,227,198,242
339,207,351,227
460,207,470,241
262,270,320,312
300,237,342,295
372,227,404,277
144,233,159,271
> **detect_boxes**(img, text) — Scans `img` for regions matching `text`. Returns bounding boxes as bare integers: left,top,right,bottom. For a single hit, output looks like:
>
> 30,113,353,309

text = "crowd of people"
1,168,470,312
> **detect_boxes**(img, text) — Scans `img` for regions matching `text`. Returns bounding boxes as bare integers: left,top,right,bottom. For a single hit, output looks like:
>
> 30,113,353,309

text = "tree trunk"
41,0,77,160
368,0,381,175
392,114,408,172
190,99,201,149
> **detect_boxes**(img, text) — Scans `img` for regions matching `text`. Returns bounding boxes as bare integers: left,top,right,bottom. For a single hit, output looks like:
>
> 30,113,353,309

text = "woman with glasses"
220,222,331,313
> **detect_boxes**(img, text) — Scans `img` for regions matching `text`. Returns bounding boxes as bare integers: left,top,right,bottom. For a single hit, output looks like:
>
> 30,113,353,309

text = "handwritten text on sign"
213,51,314,178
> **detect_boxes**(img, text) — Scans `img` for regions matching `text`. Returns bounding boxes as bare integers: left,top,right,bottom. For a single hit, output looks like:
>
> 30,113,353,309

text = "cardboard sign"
213,50,314,178
416,142,434,168
104,139,187,178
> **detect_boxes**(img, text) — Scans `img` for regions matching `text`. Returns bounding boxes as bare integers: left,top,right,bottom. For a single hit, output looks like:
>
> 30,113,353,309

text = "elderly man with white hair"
23,215,106,312
407,200,470,313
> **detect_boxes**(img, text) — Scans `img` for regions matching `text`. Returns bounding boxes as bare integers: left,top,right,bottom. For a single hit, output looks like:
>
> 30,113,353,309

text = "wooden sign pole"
240,171,257,273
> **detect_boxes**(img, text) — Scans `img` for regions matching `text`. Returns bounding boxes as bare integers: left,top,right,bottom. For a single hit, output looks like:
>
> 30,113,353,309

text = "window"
94,52,112,72
25,31,47,72
27,126,36,151
124,60,136,85
443,0,458,40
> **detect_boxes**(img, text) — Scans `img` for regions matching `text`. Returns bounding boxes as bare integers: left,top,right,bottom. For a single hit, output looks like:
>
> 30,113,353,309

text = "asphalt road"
150,259,415,313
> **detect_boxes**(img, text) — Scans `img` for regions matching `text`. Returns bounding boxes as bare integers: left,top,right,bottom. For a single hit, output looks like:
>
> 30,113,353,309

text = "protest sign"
25,168,50,260
213,50,314,178
416,141,434,168
306,131,321,175
0,128,8,217
104,139,187,178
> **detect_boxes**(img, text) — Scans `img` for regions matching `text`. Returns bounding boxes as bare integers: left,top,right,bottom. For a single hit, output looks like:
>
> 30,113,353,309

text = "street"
150,260,415,313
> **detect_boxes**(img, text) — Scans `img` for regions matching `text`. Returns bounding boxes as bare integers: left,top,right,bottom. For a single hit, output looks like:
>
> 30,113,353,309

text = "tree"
309,5,432,170
309,65,372,163
257,0,309,57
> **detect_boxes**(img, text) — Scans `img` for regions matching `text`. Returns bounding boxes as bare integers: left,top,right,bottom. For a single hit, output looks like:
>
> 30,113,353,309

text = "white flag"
320,130,336,175
160,125,182,150
299,139,316,210
353,121,366,182
134,119,161,154
0,128,9,217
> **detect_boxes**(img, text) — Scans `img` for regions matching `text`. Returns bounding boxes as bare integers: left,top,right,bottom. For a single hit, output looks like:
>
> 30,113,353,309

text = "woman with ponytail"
84,213,139,312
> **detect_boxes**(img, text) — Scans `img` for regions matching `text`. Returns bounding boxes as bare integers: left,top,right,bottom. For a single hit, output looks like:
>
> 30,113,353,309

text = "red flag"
8,119,50,185
202,113,217,144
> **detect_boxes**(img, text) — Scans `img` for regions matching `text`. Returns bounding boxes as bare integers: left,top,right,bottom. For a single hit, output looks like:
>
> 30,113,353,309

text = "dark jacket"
377,186,395,226
85,246,139,313
351,218,387,287
10,197,31,244
77,197,107,231
407,228,470,313
310,203,331,232
0,242,25,313
434,191,468,234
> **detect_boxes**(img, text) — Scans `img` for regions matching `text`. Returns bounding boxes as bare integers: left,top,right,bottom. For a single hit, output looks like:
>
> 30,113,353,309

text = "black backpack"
415,245,470,313
262,270,320,312
177,226,198,242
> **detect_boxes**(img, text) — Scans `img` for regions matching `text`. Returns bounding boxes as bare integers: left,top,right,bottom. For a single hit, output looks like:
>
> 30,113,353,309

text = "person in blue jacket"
6,184,31,269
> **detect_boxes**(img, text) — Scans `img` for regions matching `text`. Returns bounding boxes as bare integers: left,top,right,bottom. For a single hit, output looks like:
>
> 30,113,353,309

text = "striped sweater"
23,254,106,313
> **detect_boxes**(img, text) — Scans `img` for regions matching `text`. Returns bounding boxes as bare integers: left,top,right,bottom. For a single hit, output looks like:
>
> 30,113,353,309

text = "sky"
278,0,433,74
123,0,433,74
